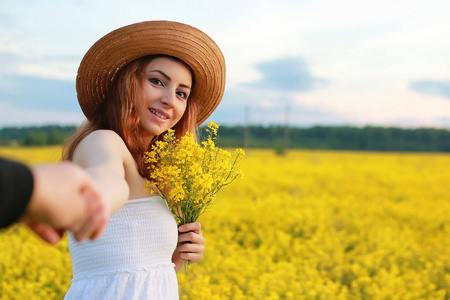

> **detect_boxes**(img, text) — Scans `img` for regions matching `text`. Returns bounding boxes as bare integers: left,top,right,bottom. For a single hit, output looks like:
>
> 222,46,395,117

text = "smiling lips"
149,108,169,120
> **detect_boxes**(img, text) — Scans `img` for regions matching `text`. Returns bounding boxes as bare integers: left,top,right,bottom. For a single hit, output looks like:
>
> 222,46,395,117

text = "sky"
1,0,450,128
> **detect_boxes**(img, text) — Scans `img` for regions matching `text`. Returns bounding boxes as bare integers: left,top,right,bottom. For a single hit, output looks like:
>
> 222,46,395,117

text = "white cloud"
17,62,76,81
293,85,450,128
261,100,273,109
0,102,84,127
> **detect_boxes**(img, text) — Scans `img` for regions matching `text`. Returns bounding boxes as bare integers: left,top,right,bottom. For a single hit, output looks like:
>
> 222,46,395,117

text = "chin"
140,124,162,138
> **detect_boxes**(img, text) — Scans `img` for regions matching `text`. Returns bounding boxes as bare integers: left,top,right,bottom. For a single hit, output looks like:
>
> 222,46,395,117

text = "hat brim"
76,21,226,125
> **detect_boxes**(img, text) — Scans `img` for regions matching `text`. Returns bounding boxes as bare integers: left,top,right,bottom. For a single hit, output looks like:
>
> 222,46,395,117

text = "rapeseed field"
1,147,449,299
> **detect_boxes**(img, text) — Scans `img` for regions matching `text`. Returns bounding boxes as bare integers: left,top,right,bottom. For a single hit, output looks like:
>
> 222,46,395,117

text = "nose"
161,89,175,107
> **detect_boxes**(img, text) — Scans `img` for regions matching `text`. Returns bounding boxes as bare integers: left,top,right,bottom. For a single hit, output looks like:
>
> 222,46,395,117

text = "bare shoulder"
73,129,130,167
82,129,125,145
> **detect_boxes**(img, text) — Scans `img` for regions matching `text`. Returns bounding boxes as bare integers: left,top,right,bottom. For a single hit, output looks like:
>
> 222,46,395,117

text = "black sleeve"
0,158,34,229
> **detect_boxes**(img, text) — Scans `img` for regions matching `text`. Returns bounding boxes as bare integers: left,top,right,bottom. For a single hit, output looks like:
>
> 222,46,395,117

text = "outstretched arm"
72,130,130,215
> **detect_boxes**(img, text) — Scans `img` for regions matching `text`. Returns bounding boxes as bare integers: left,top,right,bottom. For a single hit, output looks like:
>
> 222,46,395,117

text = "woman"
63,21,225,299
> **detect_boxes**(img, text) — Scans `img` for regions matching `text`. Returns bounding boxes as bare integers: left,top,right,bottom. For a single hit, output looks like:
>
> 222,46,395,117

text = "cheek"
178,102,188,118
172,103,188,126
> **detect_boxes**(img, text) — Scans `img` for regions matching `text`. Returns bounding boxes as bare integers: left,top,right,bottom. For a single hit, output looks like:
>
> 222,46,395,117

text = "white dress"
64,196,179,300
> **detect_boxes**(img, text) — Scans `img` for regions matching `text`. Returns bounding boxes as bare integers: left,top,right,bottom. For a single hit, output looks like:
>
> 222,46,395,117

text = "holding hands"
21,162,109,244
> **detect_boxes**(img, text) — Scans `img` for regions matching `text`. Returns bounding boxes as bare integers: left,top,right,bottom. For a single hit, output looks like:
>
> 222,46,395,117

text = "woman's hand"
172,222,205,272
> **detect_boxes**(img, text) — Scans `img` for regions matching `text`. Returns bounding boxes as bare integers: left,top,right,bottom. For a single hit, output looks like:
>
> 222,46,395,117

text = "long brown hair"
63,55,199,179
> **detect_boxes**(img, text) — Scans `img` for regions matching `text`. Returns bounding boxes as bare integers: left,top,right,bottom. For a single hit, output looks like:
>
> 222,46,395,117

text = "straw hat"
76,20,226,125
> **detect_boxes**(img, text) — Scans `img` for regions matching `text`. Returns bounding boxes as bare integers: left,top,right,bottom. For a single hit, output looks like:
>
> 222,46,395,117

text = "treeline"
1,124,450,152
0,125,77,146
200,125,450,152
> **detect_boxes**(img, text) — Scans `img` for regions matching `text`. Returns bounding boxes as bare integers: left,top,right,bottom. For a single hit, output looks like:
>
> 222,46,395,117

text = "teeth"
150,109,167,119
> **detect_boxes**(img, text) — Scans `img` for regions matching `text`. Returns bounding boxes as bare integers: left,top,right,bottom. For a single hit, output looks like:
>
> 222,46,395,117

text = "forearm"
88,169,129,214
71,130,130,214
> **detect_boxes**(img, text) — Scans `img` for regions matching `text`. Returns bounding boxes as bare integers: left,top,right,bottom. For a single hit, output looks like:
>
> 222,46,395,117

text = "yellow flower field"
1,147,450,299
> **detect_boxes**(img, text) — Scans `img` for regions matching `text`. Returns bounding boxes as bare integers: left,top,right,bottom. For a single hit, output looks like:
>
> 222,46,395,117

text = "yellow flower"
144,122,244,226
206,122,219,136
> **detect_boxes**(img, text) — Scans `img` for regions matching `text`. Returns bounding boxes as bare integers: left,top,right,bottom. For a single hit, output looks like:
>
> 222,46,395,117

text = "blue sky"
1,0,450,128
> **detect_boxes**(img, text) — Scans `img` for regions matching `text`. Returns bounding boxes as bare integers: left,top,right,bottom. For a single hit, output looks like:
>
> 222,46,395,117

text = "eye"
176,90,189,100
149,78,164,86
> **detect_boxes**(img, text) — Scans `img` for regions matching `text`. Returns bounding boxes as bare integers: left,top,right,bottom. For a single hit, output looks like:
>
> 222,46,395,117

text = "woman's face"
137,56,192,139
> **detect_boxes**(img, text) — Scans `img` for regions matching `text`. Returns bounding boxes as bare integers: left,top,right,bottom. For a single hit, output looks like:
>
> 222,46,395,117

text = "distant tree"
1,124,450,151
22,132,48,146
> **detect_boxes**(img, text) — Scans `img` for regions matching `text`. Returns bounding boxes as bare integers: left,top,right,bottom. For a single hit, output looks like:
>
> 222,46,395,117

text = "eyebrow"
149,70,191,89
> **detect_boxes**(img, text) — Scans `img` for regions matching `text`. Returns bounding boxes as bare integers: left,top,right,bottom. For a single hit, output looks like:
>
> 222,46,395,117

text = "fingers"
178,250,204,263
25,221,64,245
178,229,205,244
70,175,109,241
71,190,108,242
177,242,205,263
89,211,108,240
179,221,202,235
36,227,64,245
86,190,108,240
177,222,205,263
72,205,108,242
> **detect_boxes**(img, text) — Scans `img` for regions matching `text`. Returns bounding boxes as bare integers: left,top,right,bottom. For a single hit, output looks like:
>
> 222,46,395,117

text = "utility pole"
244,106,251,149
284,103,291,150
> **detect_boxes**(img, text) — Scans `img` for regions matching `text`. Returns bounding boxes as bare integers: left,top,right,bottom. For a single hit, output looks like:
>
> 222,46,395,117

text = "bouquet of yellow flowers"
144,122,244,270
